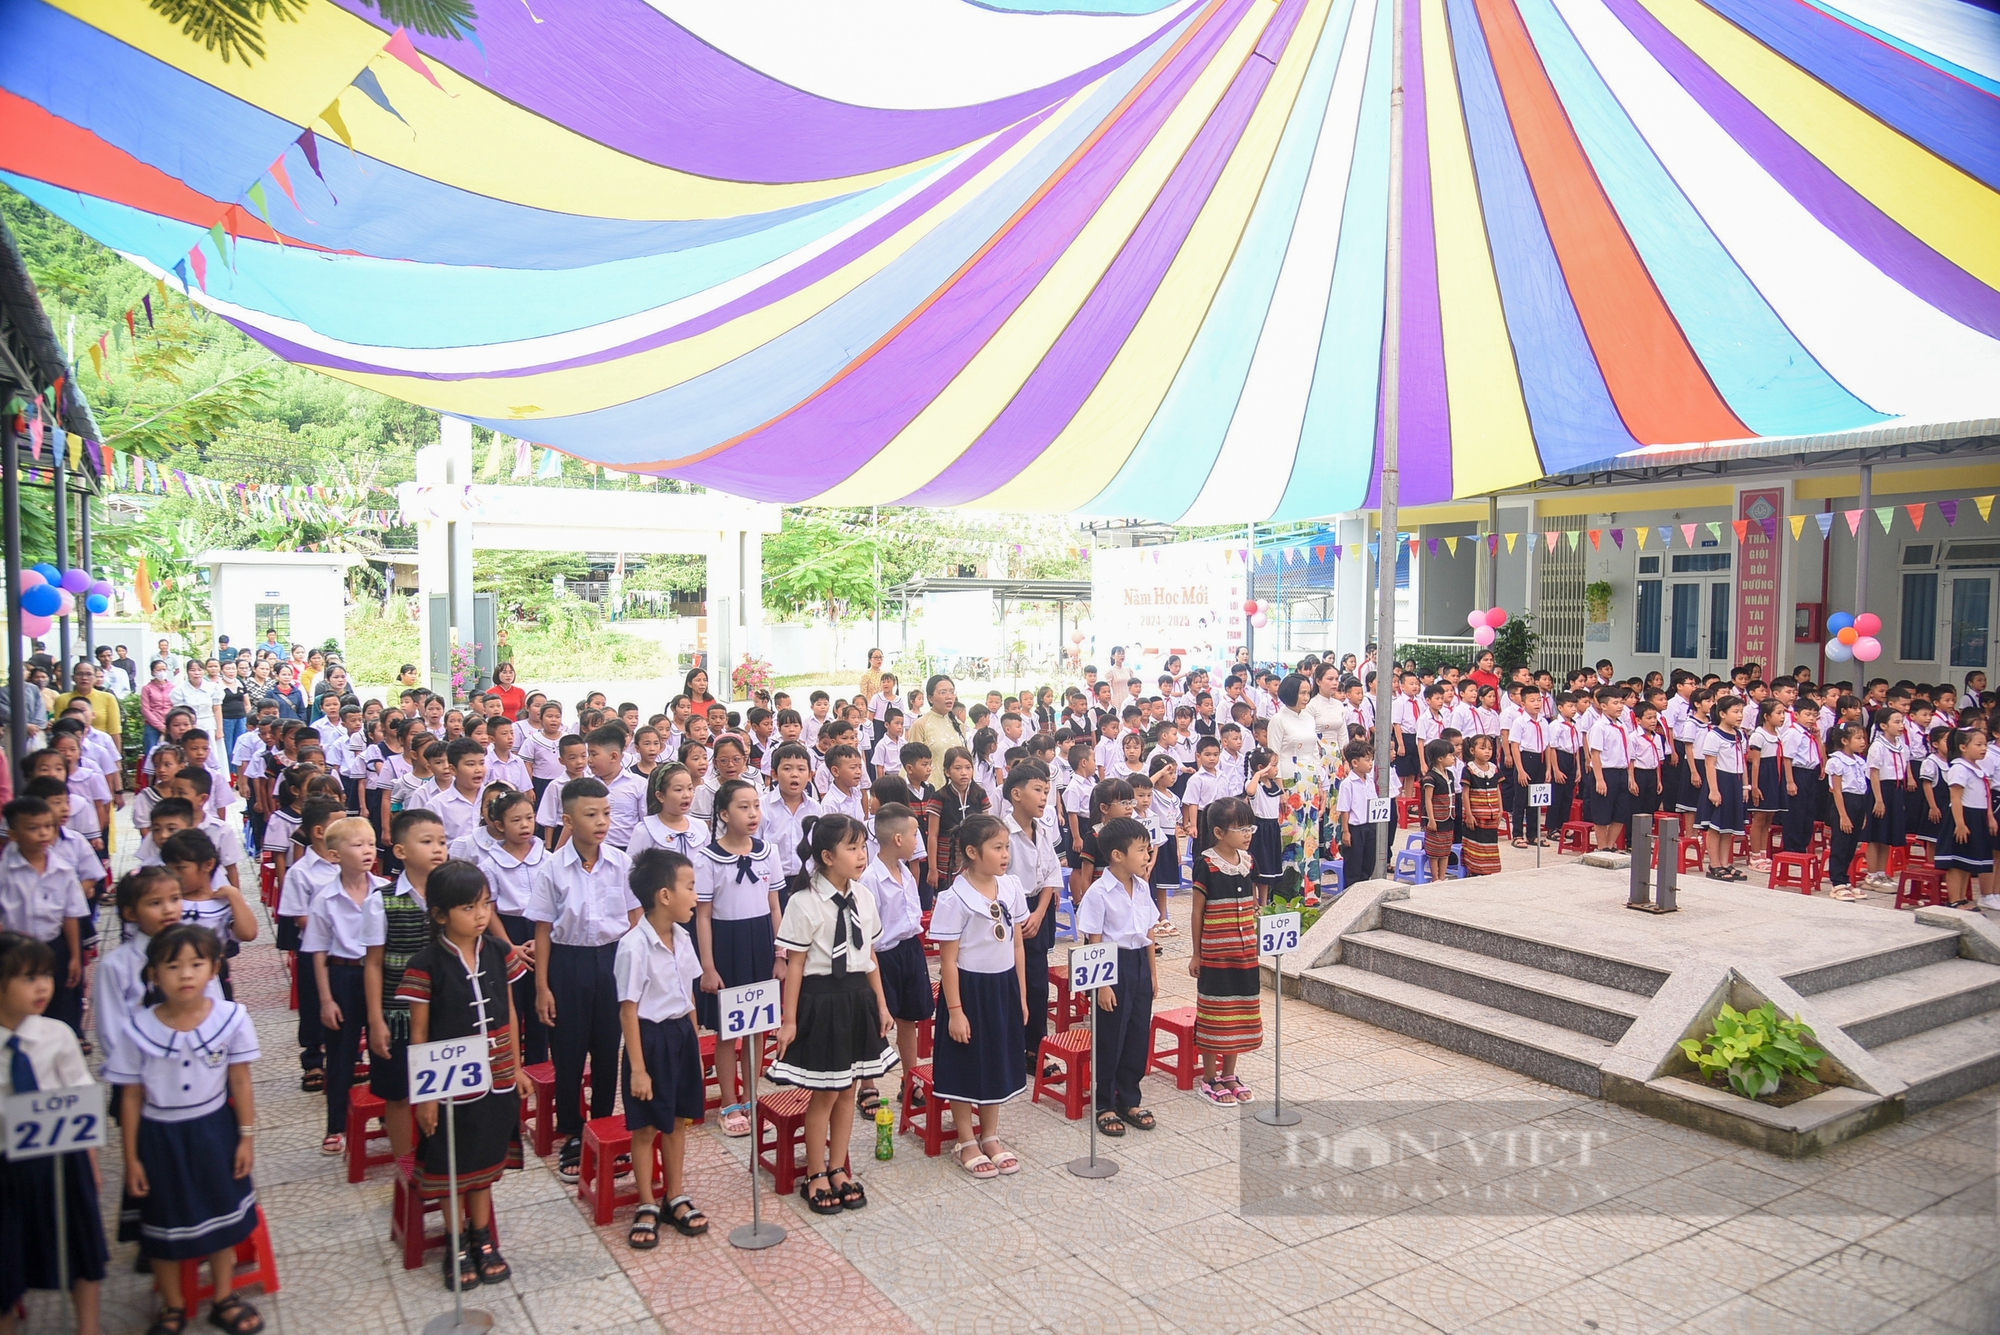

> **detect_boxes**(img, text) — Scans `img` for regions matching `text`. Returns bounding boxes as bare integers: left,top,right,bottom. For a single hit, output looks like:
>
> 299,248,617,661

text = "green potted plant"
1678,1003,1828,1101
1585,580,1613,624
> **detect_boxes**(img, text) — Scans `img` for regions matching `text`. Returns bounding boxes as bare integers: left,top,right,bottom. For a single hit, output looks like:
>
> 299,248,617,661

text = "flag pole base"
1067,1157,1119,1179
729,1221,787,1250
424,1311,493,1335
1254,1106,1301,1127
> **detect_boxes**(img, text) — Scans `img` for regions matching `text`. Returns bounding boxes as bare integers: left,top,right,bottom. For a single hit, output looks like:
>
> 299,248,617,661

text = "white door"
1946,572,1997,678
1667,580,1732,673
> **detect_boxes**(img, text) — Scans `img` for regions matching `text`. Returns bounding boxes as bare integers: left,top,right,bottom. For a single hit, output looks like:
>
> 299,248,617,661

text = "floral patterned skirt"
1279,757,1326,874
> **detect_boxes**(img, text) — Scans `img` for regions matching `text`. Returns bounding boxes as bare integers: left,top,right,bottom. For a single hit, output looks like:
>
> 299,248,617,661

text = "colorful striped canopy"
4,0,1998,520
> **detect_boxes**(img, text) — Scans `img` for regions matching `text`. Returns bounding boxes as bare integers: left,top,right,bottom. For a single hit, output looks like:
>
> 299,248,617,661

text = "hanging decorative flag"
1487,534,1499,557
1657,527,1672,549
1843,509,1862,535
383,28,449,91
269,156,302,212
1587,530,1602,550
1698,522,1717,543
246,180,271,223
141,294,153,328
1680,523,1696,546
1439,537,1453,557
1314,545,1325,562
482,431,507,478
1906,503,1926,531
1813,512,1833,540
1789,515,1806,540
1425,538,1438,557
320,96,356,148
186,245,207,289
536,446,563,478
1940,500,1960,527
297,129,334,196
1874,506,1894,533
1636,528,1649,550
1758,516,1776,541
124,309,136,339
1610,529,1624,549
1566,531,1580,552
1977,495,1996,523
87,342,103,378
1544,532,1558,553
1505,534,1518,554
1730,519,1749,543
511,438,532,478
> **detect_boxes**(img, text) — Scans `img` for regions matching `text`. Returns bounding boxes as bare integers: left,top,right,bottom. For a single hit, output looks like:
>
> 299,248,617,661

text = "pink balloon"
1467,610,1486,629
1853,613,1882,638
17,568,43,591
20,612,52,636
1486,607,1509,629
1250,611,1269,629
1853,636,1882,663
54,589,74,617
1472,625,1497,647
1243,600,1259,616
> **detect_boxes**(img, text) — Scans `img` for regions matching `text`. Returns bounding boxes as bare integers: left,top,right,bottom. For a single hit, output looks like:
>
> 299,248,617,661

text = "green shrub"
1678,1002,1827,1100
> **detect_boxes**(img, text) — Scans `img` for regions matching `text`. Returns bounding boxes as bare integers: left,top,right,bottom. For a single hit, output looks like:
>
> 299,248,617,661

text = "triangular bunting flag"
1636,528,1649,549
1843,509,1862,535
384,28,449,91
141,294,153,327
27,408,41,459
1788,515,1805,540
187,244,207,290
1906,503,1925,531
1610,529,1624,549
1313,545,1326,562
1587,530,1602,550
1656,527,1672,549
1731,519,1750,543
1487,534,1500,557
1505,533,1518,553
1566,531,1580,551
1813,512,1832,539
1445,537,1458,557
1940,499,1960,527
245,181,271,223
87,343,103,378
207,220,229,265
1544,532,1558,553
536,447,563,479
511,438,532,478
319,98,355,148
1704,522,1721,542
351,68,409,124
1680,523,1696,546
1976,496,1995,523
1758,516,1776,541
1426,538,1439,557
1874,506,1894,534
482,432,507,479
269,157,301,212
125,309,136,339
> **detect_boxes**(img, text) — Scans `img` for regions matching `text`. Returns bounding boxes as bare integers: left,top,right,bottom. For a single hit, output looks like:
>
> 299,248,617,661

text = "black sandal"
900,1083,927,1110
665,1196,709,1237
442,1228,480,1291
469,1224,510,1283
831,1167,866,1211
628,1204,661,1250
207,1294,264,1335
856,1085,883,1117
800,1170,842,1215
300,1069,324,1093
1096,1110,1127,1137
1120,1106,1157,1132
148,1307,188,1335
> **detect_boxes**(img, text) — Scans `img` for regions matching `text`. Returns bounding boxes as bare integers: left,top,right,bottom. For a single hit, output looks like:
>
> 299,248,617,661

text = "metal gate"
1538,513,1588,678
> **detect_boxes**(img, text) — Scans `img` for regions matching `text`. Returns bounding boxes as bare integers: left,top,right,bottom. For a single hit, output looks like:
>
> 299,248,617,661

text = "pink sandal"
1222,1077,1253,1105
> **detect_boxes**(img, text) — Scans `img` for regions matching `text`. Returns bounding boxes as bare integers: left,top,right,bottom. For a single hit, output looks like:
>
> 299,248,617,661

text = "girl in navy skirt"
1862,710,1913,890
1246,750,1284,898
1937,731,1995,909
771,815,898,1213
695,780,782,1138
1826,726,1873,901
0,932,108,1335
1696,697,1749,881
928,813,1029,1181
1746,702,1787,871
1912,725,1951,850
105,925,263,1335
615,850,709,1247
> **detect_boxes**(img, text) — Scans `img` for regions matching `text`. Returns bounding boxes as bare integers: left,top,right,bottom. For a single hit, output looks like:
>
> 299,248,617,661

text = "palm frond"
146,0,304,64
367,0,478,38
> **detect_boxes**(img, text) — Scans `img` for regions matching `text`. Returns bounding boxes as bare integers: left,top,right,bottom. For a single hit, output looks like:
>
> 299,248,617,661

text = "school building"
1295,421,2000,684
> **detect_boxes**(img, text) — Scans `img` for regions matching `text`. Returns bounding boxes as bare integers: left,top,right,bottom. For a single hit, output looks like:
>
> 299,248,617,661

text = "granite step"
1869,1010,2000,1112
1341,930,1647,1043
1302,965,1616,1097
1377,903,1669,997
1810,957,2000,1050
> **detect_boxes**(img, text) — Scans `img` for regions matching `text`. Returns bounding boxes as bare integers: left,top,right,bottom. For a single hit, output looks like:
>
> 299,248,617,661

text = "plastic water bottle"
874,1098,894,1160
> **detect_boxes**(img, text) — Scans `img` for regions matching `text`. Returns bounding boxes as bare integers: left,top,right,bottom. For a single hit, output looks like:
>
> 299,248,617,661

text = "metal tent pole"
81,489,94,658
1855,463,1873,621
1373,0,1408,882
54,435,70,687
4,420,23,761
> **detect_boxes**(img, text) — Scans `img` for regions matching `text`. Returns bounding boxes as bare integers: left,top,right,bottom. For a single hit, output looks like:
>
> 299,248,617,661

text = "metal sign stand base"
425,1097,492,1335
730,1046,788,1250
1067,992,1118,1178
1254,949,1300,1127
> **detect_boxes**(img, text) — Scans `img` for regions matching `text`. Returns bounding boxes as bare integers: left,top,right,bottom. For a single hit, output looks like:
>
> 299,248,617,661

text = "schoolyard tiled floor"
26,821,1998,1335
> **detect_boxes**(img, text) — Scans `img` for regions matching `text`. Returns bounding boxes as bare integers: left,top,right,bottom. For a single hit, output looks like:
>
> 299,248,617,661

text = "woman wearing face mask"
267,663,308,722
141,660,176,751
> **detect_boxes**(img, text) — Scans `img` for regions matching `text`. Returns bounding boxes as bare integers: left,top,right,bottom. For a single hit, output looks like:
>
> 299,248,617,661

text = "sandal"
1705,868,1734,881
719,1103,752,1138
148,1307,189,1335
1511,839,1529,850
443,1232,480,1291
469,1225,510,1283
1198,1078,1233,1106
300,1069,324,1093
628,1204,661,1250
1095,1110,1127,1138
856,1086,883,1117
900,1083,926,1110
1120,1106,1157,1132
208,1294,266,1335
953,1140,998,1179
979,1136,1020,1175
831,1166,867,1209
319,1133,345,1156
665,1196,710,1236
800,1170,843,1214
1830,887,1863,901
1221,1077,1252,1105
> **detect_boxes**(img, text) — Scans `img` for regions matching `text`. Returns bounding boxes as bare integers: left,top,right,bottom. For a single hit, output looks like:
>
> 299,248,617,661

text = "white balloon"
1825,639,1854,663
1250,612,1269,629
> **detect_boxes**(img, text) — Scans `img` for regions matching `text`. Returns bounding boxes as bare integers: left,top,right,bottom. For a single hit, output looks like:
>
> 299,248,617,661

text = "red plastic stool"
287,954,298,1012
171,1210,280,1303
1653,813,1681,843
579,1114,652,1226
699,1032,723,1112
259,850,279,909
915,981,940,1059
753,1087,813,1197
523,1061,559,1157
1677,836,1705,874
898,1064,945,1157
1849,851,1870,886
391,1155,501,1270
1146,1006,1199,1091
1886,845,1909,876
1032,1030,1093,1121
1768,853,1821,896
1557,822,1594,855
1895,866,1945,910
344,1087,395,1183
1396,795,1420,829
1906,839,1935,867
1047,964,1090,1035
716,1032,773,1106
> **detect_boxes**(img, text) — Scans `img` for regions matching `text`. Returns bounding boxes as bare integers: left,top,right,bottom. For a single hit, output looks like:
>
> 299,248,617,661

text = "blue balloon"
1826,612,1854,634
21,583,61,617
84,593,111,615
30,563,60,584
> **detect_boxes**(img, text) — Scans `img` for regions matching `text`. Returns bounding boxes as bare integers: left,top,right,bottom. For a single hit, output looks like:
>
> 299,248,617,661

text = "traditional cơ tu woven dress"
1192,849,1263,1055
1422,770,1458,860
1460,763,1504,876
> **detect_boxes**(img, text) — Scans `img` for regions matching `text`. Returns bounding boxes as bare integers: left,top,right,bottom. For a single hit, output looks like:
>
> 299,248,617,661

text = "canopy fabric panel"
5,0,1998,519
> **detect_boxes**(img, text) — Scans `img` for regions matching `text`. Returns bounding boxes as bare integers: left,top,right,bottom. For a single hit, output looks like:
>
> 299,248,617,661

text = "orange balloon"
1837,627,1858,645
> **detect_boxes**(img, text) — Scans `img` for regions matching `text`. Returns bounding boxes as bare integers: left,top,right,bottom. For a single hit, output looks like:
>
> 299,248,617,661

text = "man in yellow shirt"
53,661,122,738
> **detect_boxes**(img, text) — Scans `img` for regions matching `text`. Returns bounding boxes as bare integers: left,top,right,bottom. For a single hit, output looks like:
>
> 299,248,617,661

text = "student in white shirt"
0,794,89,1035
1937,730,1998,908
693,779,782,1142
1696,697,1751,880
857,804,933,1115
870,710,909,777
485,716,532,795
1075,817,1163,1135
1862,709,1913,889
616,849,709,1241
583,726,649,851
303,817,388,1153
1585,692,1637,851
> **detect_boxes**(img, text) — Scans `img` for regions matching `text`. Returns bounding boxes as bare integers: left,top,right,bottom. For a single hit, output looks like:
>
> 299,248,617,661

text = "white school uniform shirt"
1946,759,1993,809
1093,735,1124,776
865,859,924,950
1062,773,1094,817
927,874,1030,973
485,749,532,795
758,791,821,881
526,841,638,947
1249,783,1281,820
178,895,245,951
1446,701,1480,737
232,727,267,773
431,785,483,844
1216,748,1247,793
338,728,368,779
777,873,883,976
1867,735,1910,785
1587,717,1635,769
1336,772,1379,822
1827,751,1871,795
1415,709,1447,747
871,733,905,775
96,931,226,1078
1662,694,1692,734
521,730,571,782
0,842,88,941
613,917,701,1023
695,839,783,922
0,1014,91,1099
1698,727,1748,776
473,839,545,915
1630,729,1664,772
301,876,389,958
1508,713,1548,759
1005,813,1062,900
819,782,866,823
534,775,581,829
599,771,649,848
137,830,234,890
1391,695,1420,733
626,813,711,862
801,712,828,749
1182,768,1230,814
102,999,260,1122
448,826,497,863
65,765,111,837
55,828,102,888
1550,716,1584,755
1076,871,1160,950
277,844,337,921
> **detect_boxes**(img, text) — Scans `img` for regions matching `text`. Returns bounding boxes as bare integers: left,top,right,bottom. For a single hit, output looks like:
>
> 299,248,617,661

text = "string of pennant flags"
104,447,400,529
1247,496,2000,569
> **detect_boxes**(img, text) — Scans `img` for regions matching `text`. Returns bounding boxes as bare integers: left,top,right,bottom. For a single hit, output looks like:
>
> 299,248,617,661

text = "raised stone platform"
1276,865,2000,1156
